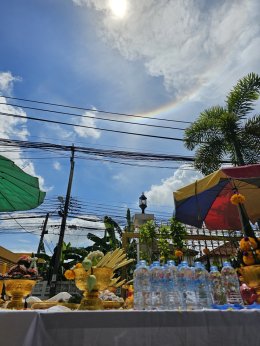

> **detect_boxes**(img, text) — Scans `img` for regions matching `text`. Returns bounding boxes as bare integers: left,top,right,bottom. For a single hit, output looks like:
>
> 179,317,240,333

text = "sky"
0,0,259,254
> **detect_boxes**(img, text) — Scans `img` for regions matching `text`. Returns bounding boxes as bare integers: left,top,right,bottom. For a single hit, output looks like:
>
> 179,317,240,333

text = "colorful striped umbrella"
173,164,260,231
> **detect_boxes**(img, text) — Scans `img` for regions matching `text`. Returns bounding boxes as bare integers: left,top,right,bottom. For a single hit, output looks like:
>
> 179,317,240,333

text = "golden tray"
31,302,79,310
102,301,124,309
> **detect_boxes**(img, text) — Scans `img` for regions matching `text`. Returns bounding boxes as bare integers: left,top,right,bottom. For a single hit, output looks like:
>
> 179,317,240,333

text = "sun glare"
109,0,127,18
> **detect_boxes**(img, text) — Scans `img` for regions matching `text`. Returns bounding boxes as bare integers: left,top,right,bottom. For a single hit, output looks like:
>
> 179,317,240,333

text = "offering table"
0,309,260,346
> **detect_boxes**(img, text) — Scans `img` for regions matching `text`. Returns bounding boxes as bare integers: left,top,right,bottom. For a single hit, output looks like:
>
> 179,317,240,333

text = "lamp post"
139,192,147,214
136,193,147,262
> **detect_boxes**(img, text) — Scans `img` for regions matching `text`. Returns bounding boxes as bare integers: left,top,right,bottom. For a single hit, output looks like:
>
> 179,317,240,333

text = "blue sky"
0,0,259,253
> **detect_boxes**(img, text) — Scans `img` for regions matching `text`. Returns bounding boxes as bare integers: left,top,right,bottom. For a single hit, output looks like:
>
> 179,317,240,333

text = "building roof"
0,245,31,265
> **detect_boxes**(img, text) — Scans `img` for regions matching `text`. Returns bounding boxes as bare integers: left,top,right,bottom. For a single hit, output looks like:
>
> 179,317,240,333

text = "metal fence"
122,223,260,267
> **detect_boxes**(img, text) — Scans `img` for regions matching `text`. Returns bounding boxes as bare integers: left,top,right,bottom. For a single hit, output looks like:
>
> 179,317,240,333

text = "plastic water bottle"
176,261,186,309
150,261,164,310
178,261,198,310
133,260,151,310
133,262,142,310
194,262,212,309
221,261,243,305
209,266,227,305
164,260,182,310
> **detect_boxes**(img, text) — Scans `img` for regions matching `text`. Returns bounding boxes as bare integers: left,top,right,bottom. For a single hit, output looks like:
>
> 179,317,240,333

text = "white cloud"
72,0,260,99
112,172,129,183
145,165,203,207
0,71,21,94
0,71,48,192
53,161,61,171
74,110,101,139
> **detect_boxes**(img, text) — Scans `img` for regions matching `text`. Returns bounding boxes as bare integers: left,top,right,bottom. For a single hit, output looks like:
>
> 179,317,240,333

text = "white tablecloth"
1,310,260,346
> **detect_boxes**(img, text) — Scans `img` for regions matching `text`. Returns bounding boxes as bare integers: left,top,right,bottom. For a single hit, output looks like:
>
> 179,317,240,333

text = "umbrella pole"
237,203,256,239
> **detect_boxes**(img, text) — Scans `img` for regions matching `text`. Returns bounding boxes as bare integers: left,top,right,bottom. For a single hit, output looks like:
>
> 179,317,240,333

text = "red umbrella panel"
173,164,260,230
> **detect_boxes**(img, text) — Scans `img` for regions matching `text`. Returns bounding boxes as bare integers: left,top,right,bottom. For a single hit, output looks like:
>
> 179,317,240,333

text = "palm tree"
184,73,260,175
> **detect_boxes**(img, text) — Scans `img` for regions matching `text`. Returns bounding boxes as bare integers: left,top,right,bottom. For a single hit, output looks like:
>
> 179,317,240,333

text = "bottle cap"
223,261,231,267
152,261,160,266
194,261,202,267
210,266,218,272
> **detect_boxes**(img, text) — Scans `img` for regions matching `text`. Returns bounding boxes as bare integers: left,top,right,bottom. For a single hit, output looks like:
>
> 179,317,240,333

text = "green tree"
139,220,158,264
86,216,122,252
184,73,260,175
157,225,171,263
170,217,187,250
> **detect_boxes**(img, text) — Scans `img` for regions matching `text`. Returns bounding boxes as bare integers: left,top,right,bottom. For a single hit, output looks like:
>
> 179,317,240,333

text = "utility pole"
37,213,49,255
49,146,75,297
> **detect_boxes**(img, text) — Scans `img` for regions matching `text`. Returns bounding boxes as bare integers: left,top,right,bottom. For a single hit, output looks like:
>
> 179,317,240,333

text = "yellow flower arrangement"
239,237,258,252
64,252,105,281
64,269,75,280
242,251,255,266
175,250,183,258
230,193,246,205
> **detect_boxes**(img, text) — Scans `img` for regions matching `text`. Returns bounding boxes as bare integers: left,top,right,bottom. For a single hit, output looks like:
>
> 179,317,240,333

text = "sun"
109,0,127,18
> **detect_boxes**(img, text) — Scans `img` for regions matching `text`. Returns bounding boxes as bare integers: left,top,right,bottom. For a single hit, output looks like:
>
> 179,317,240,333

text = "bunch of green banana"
87,275,97,292
82,258,92,271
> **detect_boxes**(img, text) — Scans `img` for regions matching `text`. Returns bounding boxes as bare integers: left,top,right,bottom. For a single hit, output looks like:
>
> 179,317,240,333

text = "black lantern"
139,192,147,214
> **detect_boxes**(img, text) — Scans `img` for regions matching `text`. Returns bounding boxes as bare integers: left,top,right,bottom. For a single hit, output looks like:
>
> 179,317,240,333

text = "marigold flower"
243,251,255,266
175,250,183,258
230,193,246,205
64,269,75,280
239,237,258,251
203,248,210,255
75,263,83,269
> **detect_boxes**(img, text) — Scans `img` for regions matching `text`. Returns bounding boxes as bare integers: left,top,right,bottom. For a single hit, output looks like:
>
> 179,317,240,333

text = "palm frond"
193,141,226,175
244,115,260,137
227,73,260,118
184,106,225,150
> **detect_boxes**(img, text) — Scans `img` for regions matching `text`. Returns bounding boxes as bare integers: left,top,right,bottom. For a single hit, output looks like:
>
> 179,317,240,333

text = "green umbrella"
0,154,46,211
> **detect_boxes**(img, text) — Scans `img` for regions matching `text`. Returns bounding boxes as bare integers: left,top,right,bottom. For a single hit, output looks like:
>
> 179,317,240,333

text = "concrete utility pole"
49,146,75,297
37,212,49,255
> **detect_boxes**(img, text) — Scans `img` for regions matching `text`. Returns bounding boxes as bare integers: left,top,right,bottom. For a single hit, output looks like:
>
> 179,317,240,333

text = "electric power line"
0,111,186,142
0,95,192,124
0,102,187,131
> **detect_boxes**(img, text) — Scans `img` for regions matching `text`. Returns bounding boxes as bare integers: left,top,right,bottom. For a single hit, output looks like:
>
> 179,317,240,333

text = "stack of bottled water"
133,259,243,310
220,261,243,305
